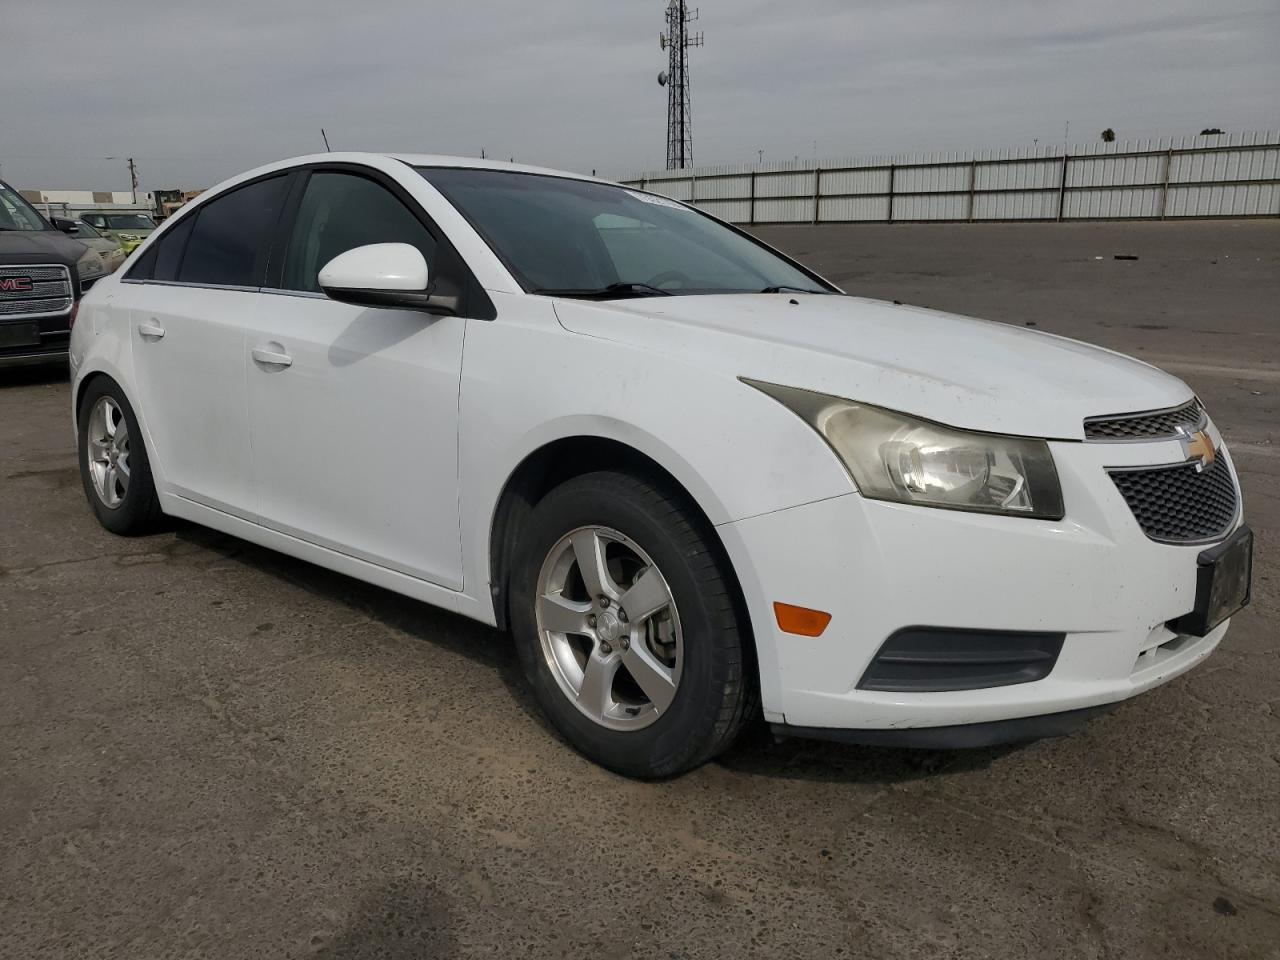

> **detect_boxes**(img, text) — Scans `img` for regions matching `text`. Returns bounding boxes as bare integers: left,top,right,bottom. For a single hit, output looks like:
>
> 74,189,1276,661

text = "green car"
78,212,158,253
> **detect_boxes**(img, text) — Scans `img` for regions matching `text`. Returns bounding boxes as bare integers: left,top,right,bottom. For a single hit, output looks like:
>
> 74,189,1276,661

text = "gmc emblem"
0,276,34,292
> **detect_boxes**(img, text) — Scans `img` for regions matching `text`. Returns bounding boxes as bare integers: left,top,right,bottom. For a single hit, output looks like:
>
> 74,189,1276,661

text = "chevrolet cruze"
69,154,1252,777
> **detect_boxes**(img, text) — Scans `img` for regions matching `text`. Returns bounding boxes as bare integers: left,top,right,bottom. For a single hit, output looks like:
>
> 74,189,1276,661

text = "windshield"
105,214,156,230
418,167,832,297
0,183,49,232
74,221,103,239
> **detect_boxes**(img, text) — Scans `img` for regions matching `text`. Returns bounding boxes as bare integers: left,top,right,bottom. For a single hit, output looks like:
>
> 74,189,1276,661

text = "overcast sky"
5,0,1278,191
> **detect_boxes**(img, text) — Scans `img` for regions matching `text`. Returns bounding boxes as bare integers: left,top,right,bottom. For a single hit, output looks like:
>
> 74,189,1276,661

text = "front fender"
454,293,852,626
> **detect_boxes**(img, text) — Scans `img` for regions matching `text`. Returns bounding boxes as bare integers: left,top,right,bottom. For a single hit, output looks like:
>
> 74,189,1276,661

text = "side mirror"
318,243,459,314
52,217,79,234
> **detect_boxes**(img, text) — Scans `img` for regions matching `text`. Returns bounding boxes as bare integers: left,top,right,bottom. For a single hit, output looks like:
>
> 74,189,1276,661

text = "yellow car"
78,212,158,253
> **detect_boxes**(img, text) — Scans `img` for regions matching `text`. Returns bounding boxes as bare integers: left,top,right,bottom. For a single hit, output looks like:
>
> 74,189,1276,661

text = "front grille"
0,264,73,320
1109,457,1238,543
1084,399,1204,441
0,296,69,316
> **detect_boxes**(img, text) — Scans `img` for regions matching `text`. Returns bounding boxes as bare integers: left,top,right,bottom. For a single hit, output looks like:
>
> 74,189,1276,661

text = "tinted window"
419,167,830,296
127,243,159,281
74,221,102,239
179,176,289,287
126,213,194,282
154,215,195,281
279,172,437,293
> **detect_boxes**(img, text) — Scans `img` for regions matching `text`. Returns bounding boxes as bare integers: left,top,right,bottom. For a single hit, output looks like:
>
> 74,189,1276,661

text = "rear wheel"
510,471,754,778
77,377,162,535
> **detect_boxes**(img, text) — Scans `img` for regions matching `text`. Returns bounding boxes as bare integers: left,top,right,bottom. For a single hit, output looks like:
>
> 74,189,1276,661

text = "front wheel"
510,471,755,778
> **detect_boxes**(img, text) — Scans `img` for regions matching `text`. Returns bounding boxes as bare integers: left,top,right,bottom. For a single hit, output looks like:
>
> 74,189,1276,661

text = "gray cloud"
4,0,1277,191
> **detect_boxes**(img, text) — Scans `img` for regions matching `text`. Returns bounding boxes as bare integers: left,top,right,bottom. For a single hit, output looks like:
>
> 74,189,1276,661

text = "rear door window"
154,216,196,281
178,175,290,288
125,214,195,282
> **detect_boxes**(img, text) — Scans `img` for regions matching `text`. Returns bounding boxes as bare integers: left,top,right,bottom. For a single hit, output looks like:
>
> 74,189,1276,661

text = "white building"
19,189,156,221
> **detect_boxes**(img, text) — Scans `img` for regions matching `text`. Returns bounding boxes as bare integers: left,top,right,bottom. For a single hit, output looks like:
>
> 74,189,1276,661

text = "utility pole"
658,1,703,170
127,158,138,204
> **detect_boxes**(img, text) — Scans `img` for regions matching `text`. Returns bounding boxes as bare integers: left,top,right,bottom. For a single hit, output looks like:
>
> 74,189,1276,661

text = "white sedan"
69,153,1252,777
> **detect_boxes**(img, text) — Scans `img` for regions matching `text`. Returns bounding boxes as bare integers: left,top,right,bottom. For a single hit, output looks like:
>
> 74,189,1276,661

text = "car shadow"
326,310,446,368
172,521,1028,786
171,523,543,721
716,721,1024,784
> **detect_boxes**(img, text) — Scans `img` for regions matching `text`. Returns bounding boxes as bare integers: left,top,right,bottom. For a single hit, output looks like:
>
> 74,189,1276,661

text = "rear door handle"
137,319,165,340
251,344,293,368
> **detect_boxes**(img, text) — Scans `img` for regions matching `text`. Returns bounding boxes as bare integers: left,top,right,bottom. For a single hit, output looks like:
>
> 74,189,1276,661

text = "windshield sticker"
626,190,690,211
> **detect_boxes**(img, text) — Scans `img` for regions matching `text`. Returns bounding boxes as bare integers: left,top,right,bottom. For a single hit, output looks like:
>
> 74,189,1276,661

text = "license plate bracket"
1173,525,1253,637
0,322,41,349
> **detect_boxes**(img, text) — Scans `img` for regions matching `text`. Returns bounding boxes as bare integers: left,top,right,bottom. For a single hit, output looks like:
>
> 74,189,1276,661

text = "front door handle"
251,344,293,368
137,319,165,340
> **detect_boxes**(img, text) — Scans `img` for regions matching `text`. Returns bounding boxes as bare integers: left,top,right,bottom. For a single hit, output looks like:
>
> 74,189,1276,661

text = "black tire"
77,376,163,535
510,471,755,778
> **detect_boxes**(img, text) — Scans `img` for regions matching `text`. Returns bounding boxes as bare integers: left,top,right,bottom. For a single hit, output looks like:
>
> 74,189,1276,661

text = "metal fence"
617,130,1280,225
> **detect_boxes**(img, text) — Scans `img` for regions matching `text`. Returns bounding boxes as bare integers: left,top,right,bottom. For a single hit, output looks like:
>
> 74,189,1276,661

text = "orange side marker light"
773,602,832,637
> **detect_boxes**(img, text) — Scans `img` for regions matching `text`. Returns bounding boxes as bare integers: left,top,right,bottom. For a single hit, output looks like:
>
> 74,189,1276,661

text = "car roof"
386,153,606,184
220,152,611,187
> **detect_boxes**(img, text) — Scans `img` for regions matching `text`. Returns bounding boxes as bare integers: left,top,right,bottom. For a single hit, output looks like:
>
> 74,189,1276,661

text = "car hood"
553,294,1193,440
0,229,86,266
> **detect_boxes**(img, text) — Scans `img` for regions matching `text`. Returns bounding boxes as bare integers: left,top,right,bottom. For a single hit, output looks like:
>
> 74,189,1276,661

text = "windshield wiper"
759,284,826,294
531,282,673,300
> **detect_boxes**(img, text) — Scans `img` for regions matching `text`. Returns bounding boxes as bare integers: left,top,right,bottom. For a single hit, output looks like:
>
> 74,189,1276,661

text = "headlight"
76,248,106,281
746,379,1065,520
117,233,140,242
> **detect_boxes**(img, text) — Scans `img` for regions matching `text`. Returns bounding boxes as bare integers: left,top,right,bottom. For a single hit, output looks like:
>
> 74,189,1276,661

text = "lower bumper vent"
858,627,1065,692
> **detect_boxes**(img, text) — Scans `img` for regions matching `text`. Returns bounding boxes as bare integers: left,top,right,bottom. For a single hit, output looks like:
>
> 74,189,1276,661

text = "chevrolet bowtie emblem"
1178,425,1217,471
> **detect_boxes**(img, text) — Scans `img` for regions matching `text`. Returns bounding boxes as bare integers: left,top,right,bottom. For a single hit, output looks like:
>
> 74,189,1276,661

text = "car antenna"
320,128,332,152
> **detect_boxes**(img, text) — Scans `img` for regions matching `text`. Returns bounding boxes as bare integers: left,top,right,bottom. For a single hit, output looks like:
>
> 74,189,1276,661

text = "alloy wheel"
86,396,130,509
535,525,683,731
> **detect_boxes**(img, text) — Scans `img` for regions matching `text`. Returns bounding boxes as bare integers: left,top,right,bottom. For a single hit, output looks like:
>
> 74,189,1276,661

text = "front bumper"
771,703,1117,750
0,320,71,369
719,434,1242,736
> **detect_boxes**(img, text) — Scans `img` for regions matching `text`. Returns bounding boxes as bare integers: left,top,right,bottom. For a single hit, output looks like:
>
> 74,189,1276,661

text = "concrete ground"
2,220,1277,959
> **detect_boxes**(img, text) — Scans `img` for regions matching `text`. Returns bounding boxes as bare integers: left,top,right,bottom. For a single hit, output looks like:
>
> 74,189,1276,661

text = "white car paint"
70,152,1244,740
319,242,428,292
553,294,1193,441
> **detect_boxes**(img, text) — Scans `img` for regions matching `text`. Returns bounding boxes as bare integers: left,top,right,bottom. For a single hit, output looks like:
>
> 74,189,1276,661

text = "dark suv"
0,180,103,368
